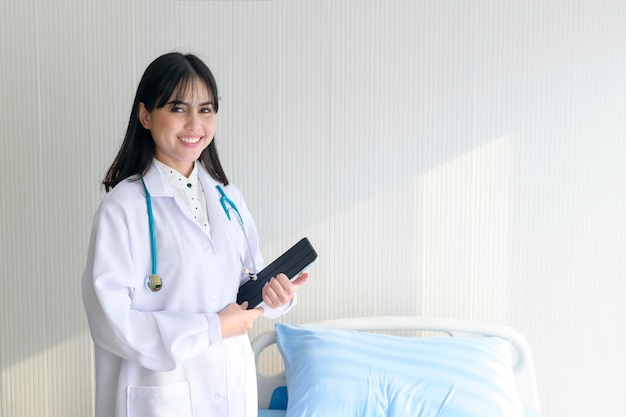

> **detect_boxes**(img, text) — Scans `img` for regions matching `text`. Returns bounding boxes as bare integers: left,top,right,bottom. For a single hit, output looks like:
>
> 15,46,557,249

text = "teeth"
179,137,201,144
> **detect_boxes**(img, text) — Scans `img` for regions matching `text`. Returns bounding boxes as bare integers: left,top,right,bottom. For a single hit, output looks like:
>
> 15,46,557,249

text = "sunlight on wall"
419,133,515,321
255,133,516,376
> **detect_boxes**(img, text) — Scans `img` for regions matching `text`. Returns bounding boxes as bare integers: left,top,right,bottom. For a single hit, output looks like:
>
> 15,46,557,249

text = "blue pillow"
275,323,525,417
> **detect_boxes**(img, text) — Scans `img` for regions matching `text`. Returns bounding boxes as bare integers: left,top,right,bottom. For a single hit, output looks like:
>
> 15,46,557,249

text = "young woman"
82,52,308,417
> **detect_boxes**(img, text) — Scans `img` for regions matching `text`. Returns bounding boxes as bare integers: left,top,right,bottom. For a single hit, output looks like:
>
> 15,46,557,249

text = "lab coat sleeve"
81,203,221,373
261,295,297,319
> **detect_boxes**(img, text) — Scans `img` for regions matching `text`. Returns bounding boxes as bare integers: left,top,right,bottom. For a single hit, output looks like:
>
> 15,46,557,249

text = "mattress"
258,411,541,417
258,411,286,417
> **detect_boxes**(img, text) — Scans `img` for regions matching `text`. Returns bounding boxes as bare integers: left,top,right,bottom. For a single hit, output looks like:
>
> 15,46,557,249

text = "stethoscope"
142,179,258,292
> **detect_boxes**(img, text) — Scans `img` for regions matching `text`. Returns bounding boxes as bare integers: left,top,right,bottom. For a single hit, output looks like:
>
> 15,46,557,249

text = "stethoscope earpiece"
243,266,258,281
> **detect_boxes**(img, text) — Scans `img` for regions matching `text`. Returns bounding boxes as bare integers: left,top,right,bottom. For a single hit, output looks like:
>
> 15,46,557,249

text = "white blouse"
153,159,210,233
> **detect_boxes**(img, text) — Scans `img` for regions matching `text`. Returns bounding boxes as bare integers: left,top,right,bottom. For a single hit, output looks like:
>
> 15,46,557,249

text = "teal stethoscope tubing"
142,179,162,292
141,179,258,292
215,185,259,280
142,179,158,276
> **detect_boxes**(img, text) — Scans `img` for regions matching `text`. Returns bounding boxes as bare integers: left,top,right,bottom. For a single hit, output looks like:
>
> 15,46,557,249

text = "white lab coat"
82,162,291,417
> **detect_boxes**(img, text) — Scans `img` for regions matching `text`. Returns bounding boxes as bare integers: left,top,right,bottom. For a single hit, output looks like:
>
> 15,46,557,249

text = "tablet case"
237,237,318,308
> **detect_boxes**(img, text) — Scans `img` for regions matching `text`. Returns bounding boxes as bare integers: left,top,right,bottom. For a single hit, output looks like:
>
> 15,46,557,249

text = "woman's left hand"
261,272,309,309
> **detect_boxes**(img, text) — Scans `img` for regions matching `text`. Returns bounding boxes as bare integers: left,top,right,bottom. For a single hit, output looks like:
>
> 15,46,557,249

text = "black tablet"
237,237,318,308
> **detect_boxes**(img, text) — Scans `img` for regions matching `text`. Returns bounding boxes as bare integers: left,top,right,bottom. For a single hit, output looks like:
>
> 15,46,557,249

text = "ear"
137,102,151,129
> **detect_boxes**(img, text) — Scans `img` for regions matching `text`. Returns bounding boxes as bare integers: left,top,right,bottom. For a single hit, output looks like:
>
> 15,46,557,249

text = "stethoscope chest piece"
146,274,162,292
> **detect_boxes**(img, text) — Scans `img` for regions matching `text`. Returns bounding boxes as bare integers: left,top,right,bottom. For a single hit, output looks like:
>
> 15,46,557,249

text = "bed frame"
251,316,541,415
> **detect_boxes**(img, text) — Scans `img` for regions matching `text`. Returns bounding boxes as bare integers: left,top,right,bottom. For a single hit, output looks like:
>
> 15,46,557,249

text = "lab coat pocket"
127,381,192,417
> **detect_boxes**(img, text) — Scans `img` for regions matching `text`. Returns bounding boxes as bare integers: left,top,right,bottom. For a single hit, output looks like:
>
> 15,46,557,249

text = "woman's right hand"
218,302,264,339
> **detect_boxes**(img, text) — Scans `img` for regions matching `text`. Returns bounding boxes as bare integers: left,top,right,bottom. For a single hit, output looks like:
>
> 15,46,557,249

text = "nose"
185,112,200,131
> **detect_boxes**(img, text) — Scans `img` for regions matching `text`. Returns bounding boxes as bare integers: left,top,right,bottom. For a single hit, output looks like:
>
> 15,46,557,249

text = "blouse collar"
153,159,200,191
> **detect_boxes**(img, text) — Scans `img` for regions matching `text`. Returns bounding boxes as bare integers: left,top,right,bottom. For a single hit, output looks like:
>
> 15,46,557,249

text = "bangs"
138,53,219,112
156,75,213,108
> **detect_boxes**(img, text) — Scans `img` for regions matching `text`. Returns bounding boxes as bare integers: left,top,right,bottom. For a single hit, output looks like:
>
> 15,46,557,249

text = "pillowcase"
275,323,525,417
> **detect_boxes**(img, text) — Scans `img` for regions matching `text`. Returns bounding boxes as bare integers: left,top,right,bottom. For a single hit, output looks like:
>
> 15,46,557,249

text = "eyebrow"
166,99,214,107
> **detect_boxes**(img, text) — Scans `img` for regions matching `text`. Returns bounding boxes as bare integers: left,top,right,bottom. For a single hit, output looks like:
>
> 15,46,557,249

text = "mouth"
178,136,202,144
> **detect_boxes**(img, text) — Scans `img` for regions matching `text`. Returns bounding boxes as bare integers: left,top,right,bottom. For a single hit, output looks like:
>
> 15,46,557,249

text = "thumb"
291,272,310,287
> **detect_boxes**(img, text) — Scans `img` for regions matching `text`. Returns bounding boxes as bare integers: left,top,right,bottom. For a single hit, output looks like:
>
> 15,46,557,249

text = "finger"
240,301,249,310
275,273,290,283
246,308,263,322
269,281,294,306
263,283,279,308
253,306,265,316
291,272,309,287
269,276,288,292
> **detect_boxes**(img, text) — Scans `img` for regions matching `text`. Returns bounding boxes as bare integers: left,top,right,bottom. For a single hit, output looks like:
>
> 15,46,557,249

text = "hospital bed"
252,316,542,417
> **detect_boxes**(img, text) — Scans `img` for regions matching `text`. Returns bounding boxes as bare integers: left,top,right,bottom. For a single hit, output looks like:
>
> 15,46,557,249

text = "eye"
200,105,214,114
171,105,184,113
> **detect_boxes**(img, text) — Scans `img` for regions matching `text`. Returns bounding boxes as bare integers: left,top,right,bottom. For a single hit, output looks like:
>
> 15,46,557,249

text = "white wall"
1,1,625,416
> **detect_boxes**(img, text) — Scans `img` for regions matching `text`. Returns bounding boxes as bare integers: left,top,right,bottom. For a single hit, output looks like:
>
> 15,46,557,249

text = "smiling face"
138,79,217,177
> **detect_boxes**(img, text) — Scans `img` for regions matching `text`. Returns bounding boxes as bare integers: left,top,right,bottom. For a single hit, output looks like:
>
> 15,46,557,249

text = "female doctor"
81,52,308,417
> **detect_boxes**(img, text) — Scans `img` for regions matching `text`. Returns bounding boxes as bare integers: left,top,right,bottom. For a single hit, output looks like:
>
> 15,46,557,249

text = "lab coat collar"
141,160,227,222
141,161,223,197
140,162,175,198
153,158,201,192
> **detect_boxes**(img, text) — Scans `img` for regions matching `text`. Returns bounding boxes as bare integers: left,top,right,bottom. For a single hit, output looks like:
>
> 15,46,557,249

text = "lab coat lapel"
141,163,176,198
142,163,207,235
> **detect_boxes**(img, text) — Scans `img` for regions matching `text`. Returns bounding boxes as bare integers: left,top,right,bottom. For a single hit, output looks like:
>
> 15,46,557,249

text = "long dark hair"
103,52,229,191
